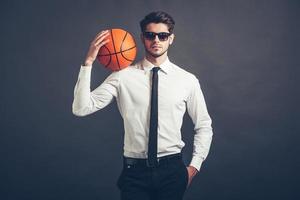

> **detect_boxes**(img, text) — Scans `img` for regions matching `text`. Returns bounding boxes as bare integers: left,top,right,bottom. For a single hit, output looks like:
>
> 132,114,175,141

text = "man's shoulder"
108,61,143,80
113,60,142,73
170,61,197,80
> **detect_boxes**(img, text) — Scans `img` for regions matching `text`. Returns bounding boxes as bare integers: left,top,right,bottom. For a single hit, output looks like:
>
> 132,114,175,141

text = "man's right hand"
83,30,110,66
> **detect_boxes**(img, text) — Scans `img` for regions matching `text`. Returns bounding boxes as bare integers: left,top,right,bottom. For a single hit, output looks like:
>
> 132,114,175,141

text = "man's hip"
117,152,189,200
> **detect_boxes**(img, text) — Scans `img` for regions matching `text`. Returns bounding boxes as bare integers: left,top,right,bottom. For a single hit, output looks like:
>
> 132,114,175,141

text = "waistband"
123,153,182,168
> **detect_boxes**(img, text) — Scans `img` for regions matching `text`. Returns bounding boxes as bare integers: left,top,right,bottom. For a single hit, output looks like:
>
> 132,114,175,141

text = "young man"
72,11,213,200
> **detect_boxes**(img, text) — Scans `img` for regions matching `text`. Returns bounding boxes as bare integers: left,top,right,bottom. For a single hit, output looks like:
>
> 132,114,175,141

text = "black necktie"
147,67,160,167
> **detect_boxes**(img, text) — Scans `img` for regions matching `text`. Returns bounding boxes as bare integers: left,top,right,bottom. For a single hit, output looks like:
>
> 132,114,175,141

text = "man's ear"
169,33,175,45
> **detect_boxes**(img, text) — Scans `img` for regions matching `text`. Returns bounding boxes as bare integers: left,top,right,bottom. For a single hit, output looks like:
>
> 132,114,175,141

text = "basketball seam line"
101,45,112,68
120,32,135,62
110,29,121,70
98,46,136,56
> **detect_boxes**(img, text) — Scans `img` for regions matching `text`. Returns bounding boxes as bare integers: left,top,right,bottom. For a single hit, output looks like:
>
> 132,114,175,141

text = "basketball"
97,28,137,71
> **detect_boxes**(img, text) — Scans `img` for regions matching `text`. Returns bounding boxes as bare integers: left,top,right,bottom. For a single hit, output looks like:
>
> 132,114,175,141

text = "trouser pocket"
183,163,189,189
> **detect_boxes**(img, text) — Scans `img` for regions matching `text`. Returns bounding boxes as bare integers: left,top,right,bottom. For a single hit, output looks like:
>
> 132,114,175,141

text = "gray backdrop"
1,0,299,199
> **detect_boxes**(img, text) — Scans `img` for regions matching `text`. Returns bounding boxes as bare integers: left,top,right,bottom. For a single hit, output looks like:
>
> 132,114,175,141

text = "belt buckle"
146,159,153,167
146,159,159,168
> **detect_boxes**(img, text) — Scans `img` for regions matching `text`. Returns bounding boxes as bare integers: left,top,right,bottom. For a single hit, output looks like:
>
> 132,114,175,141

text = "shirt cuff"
79,65,92,80
189,156,204,172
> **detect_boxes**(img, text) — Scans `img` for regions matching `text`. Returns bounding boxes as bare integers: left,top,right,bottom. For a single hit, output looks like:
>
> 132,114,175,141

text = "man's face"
141,23,174,58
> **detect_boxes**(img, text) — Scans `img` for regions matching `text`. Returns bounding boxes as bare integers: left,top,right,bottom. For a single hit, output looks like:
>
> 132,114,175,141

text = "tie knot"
152,67,160,73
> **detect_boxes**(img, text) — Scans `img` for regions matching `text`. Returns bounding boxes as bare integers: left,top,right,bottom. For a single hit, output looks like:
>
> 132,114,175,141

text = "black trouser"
116,153,189,200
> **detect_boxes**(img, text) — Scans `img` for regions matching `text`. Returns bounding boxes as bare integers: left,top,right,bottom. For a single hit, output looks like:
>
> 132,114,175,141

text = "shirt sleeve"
72,65,120,116
186,76,213,171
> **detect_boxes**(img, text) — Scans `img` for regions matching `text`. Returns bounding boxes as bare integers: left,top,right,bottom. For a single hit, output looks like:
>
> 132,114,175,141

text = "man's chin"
150,53,163,58
147,50,166,58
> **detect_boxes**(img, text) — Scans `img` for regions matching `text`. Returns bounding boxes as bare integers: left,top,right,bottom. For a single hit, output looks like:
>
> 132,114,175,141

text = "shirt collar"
140,57,172,74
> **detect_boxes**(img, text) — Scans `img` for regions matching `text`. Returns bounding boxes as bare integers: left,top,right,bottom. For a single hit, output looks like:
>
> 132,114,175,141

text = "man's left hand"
186,166,198,187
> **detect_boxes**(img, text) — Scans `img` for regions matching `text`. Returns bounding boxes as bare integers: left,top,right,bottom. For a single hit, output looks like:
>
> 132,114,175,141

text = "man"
72,11,213,200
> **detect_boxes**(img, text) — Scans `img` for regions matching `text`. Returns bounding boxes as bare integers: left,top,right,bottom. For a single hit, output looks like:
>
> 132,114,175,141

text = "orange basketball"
97,28,137,71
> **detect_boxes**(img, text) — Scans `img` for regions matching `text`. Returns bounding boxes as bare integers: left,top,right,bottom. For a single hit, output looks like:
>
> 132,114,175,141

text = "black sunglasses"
143,32,172,41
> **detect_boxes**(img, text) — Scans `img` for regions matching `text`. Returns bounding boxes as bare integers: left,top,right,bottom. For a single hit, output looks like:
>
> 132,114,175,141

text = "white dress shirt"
72,57,213,171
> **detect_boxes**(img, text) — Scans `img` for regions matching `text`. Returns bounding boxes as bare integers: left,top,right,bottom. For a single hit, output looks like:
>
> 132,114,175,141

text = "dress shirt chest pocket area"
158,80,188,111
118,75,151,110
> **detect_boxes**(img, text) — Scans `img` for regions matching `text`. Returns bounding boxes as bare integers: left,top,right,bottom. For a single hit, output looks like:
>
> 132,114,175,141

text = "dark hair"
139,11,175,33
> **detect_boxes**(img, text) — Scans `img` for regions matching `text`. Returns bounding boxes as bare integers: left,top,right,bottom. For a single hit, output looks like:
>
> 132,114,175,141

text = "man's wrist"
82,63,92,67
189,165,199,174
83,59,93,66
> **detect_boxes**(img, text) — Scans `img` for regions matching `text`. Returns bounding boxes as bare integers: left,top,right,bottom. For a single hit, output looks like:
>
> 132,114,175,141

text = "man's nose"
153,35,160,42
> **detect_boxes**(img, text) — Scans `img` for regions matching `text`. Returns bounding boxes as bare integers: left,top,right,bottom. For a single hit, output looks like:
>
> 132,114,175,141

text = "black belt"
123,153,182,168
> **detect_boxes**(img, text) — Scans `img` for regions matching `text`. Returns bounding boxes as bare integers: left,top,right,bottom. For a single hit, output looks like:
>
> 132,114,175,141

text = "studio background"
1,0,299,199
